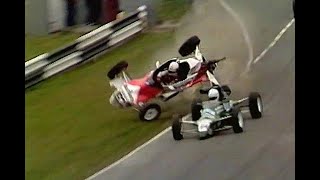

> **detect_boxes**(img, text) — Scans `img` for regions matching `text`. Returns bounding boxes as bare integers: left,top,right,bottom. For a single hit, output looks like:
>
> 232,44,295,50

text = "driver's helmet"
168,62,179,74
208,88,220,102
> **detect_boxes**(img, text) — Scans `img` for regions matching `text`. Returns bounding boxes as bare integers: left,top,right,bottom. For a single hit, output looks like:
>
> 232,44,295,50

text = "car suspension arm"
231,97,249,106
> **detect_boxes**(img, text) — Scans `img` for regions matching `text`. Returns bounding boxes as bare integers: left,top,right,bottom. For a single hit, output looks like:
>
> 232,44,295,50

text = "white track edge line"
86,127,172,179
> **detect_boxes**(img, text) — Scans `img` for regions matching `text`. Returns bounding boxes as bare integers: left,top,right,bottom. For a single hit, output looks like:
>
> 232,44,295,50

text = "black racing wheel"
107,61,129,79
178,36,201,57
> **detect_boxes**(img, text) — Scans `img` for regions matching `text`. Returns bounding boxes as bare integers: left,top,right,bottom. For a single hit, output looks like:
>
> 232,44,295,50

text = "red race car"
107,36,228,121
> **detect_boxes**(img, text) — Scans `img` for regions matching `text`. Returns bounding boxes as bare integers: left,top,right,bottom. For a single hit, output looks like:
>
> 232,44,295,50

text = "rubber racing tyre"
139,103,161,121
107,60,129,79
191,98,203,121
172,115,183,140
178,35,201,57
249,92,263,119
221,85,231,96
230,107,244,133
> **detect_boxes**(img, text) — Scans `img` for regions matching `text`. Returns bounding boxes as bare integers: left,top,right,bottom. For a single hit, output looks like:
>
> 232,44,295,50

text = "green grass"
156,0,192,22
25,32,81,61
26,32,195,180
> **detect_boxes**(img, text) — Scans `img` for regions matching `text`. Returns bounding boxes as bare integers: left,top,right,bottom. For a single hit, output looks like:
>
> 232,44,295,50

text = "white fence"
25,5,148,89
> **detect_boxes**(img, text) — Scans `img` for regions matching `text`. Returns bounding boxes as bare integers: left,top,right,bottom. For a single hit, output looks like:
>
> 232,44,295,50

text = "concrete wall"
25,0,148,35
47,0,66,33
26,0,89,35
76,0,88,25
25,0,48,35
119,0,160,25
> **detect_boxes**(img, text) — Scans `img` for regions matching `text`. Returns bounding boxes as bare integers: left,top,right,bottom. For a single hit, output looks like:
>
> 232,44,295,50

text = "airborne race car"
171,88,263,140
107,36,226,121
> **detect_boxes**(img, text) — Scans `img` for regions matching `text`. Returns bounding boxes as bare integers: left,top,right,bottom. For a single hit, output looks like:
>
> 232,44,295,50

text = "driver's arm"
170,77,193,88
157,70,168,79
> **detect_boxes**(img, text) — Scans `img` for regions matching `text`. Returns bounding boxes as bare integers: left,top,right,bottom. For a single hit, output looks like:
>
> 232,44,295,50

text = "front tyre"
221,85,231,96
249,92,263,119
139,103,161,121
107,61,129,79
178,36,201,57
172,115,183,140
191,98,203,121
230,107,244,133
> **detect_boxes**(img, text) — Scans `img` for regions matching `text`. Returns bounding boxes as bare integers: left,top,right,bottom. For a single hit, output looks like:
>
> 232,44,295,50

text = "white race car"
171,87,263,140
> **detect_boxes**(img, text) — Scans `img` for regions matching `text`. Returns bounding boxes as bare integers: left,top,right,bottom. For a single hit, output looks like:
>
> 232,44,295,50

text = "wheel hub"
144,108,158,120
238,112,244,128
257,97,263,113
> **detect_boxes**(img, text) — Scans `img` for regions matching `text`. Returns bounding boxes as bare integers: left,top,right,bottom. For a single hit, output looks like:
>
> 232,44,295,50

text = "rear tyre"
249,92,263,119
230,107,244,133
172,115,183,140
107,61,129,79
191,98,203,121
139,103,161,121
178,36,201,57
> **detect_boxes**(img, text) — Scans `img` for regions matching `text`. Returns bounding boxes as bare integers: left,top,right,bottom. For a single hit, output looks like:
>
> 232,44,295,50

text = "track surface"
88,0,295,179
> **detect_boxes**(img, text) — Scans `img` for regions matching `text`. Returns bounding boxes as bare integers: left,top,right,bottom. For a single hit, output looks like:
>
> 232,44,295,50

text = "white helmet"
208,88,220,101
168,62,179,72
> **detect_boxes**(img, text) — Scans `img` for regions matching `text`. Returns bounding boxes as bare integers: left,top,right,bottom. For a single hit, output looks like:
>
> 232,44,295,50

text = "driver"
204,88,232,112
202,88,221,109
156,61,180,85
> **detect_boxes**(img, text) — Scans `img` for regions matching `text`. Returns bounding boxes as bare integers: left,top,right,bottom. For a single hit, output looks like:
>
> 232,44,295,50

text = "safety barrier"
25,5,148,89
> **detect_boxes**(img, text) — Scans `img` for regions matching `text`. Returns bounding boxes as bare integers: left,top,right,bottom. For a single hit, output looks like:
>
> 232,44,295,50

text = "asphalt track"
88,0,295,179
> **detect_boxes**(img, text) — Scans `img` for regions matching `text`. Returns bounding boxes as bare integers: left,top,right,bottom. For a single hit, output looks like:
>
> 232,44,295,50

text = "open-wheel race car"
107,36,227,121
171,86,263,140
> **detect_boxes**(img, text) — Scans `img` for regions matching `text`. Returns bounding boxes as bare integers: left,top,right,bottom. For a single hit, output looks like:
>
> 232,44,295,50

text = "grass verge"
26,32,194,180
25,32,81,61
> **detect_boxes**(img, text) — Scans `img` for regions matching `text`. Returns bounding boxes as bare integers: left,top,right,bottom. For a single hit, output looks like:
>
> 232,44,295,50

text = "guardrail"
25,5,148,89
